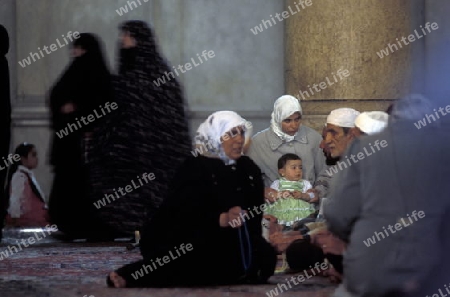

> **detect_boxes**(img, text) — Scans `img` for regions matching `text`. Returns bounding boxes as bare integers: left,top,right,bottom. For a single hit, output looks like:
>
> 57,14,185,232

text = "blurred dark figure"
48,33,113,239
389,94,434,123
88,21,191,237
0,25,12,242
324,95,450,297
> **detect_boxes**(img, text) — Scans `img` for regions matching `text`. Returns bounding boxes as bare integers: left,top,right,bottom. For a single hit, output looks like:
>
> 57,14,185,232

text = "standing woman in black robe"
0,25,12,241
108,111,277,288
87,21,191,237
48,33,113,239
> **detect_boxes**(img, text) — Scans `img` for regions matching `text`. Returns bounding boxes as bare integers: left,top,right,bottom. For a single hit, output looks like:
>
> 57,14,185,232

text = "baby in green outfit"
265,153,315,227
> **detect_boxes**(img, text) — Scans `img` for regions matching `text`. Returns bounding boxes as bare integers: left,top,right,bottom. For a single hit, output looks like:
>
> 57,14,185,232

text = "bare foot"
109,271,126,288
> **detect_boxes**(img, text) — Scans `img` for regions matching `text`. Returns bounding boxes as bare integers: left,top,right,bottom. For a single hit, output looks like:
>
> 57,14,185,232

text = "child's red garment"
6,165,49,227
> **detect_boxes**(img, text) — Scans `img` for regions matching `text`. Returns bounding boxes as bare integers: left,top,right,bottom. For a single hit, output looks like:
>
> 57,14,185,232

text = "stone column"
285,0,413,129
424,0,450,103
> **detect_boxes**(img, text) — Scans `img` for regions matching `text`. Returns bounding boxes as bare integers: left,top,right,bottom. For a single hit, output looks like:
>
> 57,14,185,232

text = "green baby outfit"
265,178,314,226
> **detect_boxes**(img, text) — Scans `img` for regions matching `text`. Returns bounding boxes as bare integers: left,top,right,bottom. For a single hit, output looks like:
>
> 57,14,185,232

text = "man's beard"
325,153,340,166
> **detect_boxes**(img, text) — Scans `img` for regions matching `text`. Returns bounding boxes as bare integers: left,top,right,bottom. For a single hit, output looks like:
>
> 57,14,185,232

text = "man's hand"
306,189,319,203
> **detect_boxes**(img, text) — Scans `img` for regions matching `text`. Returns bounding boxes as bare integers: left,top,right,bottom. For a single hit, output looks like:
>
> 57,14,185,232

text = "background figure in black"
48,33,113,239
88,20,191,237
0,25,12,242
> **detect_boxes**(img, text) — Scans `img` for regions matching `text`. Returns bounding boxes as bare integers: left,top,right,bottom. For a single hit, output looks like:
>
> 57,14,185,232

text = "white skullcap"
355,111,389,135
326,108,360,128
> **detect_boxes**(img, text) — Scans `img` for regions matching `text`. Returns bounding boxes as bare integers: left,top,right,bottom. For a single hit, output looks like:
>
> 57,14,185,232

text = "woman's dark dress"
115,155,277,287
0,25,11,239
48,38,112,238
88,21,191,236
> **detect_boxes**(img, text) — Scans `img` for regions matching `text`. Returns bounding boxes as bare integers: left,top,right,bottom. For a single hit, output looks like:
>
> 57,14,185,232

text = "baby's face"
280,159,303,181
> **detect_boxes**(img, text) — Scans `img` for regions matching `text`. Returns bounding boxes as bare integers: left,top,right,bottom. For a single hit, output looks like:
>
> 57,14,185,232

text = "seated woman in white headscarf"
107,111,277,288
247,95,325,203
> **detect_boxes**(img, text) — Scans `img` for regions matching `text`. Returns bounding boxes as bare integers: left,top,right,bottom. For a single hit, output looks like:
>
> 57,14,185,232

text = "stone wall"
1,0,449,197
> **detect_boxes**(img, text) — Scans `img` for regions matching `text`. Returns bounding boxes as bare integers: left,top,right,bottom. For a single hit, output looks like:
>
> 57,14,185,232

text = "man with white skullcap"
287,108,360,273
353,111,389,136
324,108,361,159
313,108,361,200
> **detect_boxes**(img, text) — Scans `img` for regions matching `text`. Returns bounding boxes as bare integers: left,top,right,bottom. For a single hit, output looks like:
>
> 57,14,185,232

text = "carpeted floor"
0,227,336,297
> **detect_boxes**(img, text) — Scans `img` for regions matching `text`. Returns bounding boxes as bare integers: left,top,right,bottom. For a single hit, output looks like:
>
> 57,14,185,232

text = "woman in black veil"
87,21,191,237
48,33,113,239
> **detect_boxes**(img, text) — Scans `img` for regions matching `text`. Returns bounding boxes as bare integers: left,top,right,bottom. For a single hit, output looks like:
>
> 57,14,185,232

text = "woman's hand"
219,206,246,228
265,188,278,203
61,103,76,114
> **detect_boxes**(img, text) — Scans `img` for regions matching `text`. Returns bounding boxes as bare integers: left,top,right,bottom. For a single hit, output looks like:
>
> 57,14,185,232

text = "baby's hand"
291,191,303,199
279,190,293,199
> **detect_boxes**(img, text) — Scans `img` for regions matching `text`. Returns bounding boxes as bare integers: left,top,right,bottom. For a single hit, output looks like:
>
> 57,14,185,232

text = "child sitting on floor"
265,153,315,229
5,143,49,227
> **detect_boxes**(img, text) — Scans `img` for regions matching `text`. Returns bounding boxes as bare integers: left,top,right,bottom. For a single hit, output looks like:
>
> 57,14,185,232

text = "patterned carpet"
0,228,336,297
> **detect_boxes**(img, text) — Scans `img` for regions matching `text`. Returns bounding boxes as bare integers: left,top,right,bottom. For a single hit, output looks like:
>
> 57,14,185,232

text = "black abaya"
0,25,11,240
88,21,192,236
114,156,277,287
48,33,113,238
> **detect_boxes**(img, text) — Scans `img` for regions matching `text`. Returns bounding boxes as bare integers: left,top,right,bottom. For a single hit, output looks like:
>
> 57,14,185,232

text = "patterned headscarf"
194,111,252,165
270,95,303,142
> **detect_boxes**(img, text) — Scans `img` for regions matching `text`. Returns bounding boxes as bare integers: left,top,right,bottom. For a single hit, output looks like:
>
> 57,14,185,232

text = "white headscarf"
194,111,252,165
270,95,303,143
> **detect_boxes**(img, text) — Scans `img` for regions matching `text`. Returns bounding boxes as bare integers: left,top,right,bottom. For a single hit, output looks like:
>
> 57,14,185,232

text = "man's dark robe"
0,25,11,241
